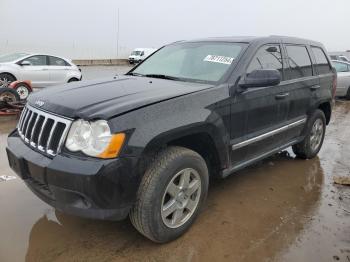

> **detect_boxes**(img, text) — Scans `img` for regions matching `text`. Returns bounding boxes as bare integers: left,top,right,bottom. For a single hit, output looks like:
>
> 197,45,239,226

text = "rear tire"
292,109,326,159
129,146,209,243
0,73,16,88
0,88,20,103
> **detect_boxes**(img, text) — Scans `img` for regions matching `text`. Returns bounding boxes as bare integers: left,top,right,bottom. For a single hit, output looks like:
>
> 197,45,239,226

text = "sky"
1,0,349,59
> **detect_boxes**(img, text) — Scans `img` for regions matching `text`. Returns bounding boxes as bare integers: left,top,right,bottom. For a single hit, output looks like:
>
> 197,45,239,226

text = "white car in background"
128,48,156,64
332,60,350,99
0,53,82,88
330,55,350,63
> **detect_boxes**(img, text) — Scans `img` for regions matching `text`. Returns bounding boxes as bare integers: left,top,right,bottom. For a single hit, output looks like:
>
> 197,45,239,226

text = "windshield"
0,53,29,63
130,42,246,83
131,51,142,56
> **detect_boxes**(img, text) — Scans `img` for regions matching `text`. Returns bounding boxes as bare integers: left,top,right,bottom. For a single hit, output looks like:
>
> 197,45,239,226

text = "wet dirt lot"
0,68,349,261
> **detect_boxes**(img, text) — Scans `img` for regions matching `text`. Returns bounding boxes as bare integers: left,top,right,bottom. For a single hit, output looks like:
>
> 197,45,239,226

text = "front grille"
17,104,72,156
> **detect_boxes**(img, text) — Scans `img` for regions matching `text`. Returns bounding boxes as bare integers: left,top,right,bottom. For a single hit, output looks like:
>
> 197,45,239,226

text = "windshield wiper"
126,72,144,76
144,74,180,81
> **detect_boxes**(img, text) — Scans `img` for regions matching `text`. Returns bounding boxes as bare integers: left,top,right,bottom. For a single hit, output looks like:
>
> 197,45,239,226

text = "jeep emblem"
35,100,45,107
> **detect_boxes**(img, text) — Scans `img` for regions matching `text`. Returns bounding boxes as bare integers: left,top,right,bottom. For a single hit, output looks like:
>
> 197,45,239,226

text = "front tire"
292,109,326,159
130,146,209,243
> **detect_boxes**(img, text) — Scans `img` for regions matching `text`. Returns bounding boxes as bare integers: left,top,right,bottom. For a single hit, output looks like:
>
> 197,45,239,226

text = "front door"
18,55,50,87
230,44,287,168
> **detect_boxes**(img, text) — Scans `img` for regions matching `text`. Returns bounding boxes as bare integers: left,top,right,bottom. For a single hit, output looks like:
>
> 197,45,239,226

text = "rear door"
18,55,50,87
274,43,318,144
310,47,336,101
47,56,71,86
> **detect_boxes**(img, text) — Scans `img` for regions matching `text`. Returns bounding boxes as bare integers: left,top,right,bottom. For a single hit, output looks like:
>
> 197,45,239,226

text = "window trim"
284,43,314,80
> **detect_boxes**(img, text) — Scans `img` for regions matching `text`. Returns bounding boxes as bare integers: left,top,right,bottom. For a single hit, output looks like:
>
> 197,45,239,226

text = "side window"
333,61,349,72
48,56,69,66
311,47,332,75
247,44,283,77
285,45,313,79
24,55,47,66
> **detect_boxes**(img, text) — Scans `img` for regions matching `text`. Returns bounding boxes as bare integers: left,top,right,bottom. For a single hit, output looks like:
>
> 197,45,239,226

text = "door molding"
231,117,307,151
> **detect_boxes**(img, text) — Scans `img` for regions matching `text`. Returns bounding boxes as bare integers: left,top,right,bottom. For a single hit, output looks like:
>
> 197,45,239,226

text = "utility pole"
116,8,120,58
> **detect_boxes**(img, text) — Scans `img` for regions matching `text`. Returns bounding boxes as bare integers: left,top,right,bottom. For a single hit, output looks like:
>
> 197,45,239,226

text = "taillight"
332,73,337,99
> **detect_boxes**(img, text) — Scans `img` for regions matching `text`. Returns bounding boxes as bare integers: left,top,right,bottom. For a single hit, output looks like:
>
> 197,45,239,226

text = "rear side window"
285,45,313,79
48,56,70,66
312,47,332,75
246,44,283,77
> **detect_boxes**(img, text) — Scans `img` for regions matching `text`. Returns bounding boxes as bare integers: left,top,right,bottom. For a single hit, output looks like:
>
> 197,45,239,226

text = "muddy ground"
0,67,349,261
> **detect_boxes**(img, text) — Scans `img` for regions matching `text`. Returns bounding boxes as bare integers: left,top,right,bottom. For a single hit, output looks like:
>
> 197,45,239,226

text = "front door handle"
275,93,289,99
310,85,320,90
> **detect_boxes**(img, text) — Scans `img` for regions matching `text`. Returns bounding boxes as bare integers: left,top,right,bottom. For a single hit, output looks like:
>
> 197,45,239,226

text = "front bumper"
6,131,139,221
128,58,141,64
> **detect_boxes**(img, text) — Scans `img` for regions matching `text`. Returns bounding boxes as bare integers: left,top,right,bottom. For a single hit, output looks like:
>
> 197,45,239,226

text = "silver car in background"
332,60,350,99
0,53,82,88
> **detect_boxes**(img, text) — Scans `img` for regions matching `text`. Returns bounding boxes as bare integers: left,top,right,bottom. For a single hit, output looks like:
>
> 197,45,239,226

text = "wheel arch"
138,123,229,178
68,77,79,83
0,72,17,81
317,101,332,125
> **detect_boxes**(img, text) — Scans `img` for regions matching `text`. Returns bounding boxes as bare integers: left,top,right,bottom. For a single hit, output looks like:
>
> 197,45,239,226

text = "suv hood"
28,76,212,120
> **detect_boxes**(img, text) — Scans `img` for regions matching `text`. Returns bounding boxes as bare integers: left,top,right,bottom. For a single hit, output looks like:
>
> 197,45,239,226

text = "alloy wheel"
0,77,11,88
310,118,324,152
161,168,202,228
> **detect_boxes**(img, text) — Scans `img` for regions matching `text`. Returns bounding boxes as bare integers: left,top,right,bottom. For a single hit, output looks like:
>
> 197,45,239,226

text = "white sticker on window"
204,55,234,65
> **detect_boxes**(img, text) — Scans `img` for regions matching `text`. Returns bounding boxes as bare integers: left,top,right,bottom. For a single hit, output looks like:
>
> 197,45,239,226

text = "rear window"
312,47,332,75
285,45,313,79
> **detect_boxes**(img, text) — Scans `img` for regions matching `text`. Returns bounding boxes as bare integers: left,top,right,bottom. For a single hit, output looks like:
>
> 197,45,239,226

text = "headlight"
65,119,125,158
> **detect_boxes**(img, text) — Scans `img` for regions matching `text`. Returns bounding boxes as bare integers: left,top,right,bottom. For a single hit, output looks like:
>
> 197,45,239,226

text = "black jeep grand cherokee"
7,36,336,243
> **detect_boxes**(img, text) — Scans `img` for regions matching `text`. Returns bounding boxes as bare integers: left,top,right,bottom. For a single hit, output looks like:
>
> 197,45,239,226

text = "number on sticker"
204,55,234,65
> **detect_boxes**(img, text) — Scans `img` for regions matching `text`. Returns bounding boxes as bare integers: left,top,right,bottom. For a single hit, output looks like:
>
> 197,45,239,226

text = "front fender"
108,85,231,168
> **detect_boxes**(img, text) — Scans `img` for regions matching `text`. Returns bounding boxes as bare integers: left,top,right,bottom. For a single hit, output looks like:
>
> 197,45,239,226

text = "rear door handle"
275,93,289,99
310,85,320,90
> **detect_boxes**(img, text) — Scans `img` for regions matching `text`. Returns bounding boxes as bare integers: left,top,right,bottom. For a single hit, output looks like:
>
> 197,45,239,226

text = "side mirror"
20,60,31,66
240,69,281,89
